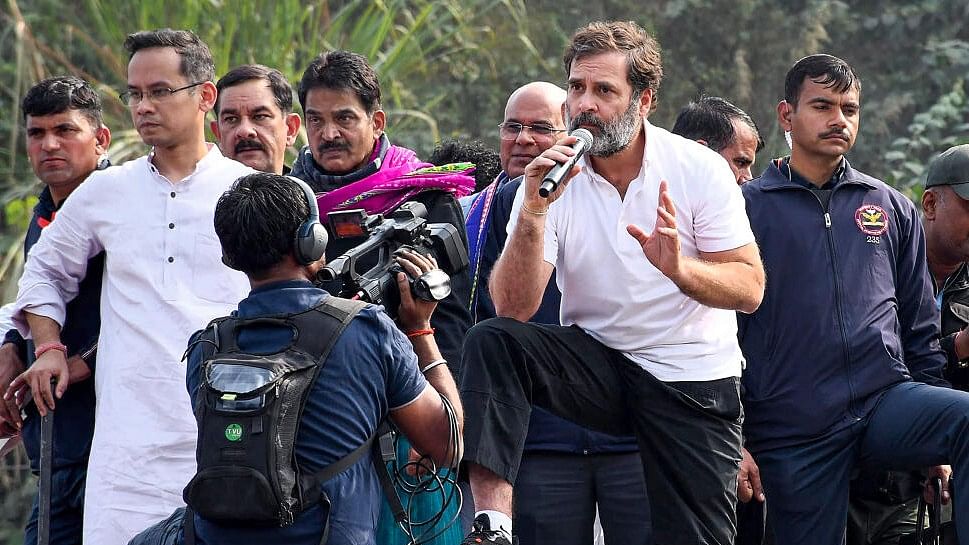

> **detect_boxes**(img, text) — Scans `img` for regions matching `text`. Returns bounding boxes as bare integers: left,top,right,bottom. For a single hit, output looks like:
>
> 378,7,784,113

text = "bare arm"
490,212,555,321
388,251,464,467
627,181,765,313
4,313,68,415
491,137,581,320
0,343,25,432
676,244,764,313
392,333,464,467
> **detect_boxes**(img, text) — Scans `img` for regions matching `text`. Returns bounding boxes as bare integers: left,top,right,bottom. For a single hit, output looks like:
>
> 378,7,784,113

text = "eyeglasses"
119,81,205,105
498,122,567,140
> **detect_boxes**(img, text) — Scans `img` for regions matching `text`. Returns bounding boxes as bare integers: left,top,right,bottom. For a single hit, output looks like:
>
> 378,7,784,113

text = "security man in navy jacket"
738,54,969,545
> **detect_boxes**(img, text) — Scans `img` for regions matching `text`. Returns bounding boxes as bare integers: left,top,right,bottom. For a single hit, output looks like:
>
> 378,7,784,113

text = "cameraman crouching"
131,172,463,545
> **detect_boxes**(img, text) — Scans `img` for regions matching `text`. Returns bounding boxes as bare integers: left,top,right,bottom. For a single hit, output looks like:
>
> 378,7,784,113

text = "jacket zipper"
809,188,861,419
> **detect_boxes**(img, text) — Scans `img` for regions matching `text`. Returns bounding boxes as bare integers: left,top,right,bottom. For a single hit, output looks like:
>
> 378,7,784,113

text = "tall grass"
0,4,534,535
0,0,530,292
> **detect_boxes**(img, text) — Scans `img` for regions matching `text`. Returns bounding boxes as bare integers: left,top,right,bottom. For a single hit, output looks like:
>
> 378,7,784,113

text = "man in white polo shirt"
458,21,765,545
7,29,251,545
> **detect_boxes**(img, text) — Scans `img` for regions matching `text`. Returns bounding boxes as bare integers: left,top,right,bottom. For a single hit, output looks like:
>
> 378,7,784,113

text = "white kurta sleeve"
13,177,104,336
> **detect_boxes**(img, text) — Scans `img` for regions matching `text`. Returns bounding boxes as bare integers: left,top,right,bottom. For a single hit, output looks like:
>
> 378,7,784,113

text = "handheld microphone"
539,128,594,198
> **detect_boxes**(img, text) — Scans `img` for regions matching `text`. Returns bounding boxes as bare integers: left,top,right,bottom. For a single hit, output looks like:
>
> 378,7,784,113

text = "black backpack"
182,296,403,539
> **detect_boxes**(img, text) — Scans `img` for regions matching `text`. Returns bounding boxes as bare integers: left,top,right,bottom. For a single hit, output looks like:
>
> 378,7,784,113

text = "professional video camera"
317,202,469,316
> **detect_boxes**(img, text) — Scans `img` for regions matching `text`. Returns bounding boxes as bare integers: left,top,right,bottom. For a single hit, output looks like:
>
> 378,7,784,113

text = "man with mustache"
468,81,652,545
0,76,109,545
459,21,765,545
212,64,301,174
739,54,969,545
290,49,474,545
290,50,471,375
6,29,253,545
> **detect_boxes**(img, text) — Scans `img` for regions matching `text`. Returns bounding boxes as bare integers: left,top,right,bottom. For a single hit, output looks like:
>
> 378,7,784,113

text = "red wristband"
405,328,435,339
34,341,68,359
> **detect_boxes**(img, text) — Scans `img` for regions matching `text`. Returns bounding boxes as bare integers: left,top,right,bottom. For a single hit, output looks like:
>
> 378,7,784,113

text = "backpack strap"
300,421,408,526
302,427,378,545
372,422,408,524
288,296,367,360
181,316,232,363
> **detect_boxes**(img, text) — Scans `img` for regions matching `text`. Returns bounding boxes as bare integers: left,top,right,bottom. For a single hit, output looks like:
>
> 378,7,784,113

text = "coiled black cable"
387,393,463,545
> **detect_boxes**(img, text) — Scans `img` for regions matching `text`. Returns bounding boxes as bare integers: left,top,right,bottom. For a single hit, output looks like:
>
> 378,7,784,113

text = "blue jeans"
754,381,969,545
24,463,86,545
514,451,652,545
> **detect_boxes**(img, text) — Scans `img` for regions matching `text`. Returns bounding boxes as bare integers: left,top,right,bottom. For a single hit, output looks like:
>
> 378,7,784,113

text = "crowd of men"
1,18,969,545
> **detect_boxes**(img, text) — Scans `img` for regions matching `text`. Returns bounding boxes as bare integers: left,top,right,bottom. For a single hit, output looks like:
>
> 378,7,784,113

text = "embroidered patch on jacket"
854,204,888,236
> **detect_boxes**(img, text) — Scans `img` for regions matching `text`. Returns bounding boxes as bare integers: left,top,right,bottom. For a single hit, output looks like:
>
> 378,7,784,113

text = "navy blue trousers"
754,381,969,545
514,451,652,545
24,462,86,545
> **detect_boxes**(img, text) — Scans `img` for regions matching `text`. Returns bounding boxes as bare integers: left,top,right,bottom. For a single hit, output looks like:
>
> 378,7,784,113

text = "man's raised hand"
627,180,682,280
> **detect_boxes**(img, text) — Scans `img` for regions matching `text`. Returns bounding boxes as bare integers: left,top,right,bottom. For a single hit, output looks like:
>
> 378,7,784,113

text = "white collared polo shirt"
509,120,755,381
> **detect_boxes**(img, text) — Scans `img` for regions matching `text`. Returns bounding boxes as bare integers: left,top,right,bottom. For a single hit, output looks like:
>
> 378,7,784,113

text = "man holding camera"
133,173,462,545
290,49,472,371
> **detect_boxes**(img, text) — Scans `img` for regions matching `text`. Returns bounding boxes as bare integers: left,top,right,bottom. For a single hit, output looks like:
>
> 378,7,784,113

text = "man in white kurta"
9,29,252,544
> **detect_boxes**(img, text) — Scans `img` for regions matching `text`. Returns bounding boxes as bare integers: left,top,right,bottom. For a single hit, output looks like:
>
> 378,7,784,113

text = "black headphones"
288,176,329,265
221,175,328,270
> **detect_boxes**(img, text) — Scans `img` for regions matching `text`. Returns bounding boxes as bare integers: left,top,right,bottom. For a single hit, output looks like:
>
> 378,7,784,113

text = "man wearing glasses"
466,82,567,319
465,81,652,545
8,29,252,545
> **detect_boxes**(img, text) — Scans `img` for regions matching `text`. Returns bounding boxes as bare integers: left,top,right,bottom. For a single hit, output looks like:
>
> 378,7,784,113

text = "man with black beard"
458,21,764,545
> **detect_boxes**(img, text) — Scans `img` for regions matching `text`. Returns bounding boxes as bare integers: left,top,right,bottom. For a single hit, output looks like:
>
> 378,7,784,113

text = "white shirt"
0,303,14,339
13,145,252,544
508,121,754,381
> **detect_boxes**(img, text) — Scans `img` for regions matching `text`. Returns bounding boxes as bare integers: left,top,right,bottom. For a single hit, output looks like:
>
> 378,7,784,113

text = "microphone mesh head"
570,128,594,148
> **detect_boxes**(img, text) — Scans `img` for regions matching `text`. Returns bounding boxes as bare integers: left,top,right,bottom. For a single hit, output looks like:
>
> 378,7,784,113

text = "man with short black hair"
671,95,767,542
212,64,301,174
290,49,472,375
0,75,109,545
740,54,969,545
460,21,764,545
291,49,473,545
430,138,501,205
7,29,252,544
672,96,764,184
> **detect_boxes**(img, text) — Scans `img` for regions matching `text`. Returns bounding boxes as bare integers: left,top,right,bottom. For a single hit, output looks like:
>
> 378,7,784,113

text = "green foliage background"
0,0,967,540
